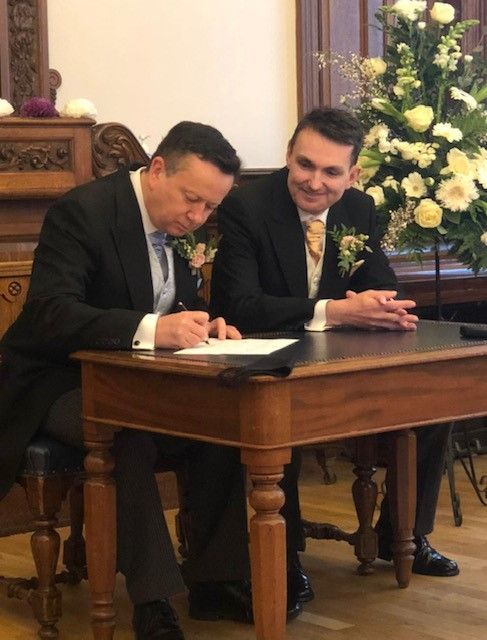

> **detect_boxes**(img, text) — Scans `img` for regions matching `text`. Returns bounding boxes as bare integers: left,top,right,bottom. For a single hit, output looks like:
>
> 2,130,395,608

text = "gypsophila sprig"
329,225,373,277
171,233,219,275
316,1,487,273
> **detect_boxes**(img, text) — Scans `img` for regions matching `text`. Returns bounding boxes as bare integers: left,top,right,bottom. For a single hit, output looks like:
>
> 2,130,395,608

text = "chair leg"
174,464,191,559
352,435,378,576
21,475,65,640
63,480,86,583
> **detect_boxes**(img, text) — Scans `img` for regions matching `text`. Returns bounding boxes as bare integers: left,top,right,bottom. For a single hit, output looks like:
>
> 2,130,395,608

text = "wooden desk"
75,321,487,640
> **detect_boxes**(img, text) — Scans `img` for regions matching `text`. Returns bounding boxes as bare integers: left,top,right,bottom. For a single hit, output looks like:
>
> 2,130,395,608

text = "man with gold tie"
211,107,459,611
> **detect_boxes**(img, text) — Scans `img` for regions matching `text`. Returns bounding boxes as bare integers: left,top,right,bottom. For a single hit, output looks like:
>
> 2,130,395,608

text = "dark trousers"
377,422,452,537
40,388,250,604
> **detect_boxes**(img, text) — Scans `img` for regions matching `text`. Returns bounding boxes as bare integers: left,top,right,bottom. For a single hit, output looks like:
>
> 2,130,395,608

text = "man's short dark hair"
288,108,364,165
152,121,241,177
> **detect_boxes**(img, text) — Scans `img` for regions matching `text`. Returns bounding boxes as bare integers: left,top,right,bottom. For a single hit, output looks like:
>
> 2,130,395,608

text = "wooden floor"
0,451,486,640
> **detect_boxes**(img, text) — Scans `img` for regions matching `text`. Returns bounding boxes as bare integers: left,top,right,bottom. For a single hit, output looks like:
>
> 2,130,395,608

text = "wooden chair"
0,437,86,639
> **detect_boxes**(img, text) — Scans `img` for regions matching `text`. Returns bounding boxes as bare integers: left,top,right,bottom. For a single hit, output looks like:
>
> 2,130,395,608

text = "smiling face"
286,128,359,215
142,153,234,236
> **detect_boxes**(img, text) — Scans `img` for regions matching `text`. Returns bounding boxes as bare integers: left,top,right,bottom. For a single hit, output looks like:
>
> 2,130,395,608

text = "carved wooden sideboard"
0,116,94,336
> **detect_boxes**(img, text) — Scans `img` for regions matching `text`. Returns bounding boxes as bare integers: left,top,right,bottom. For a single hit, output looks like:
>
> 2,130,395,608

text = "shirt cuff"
304,299,331,332
132,313,159,349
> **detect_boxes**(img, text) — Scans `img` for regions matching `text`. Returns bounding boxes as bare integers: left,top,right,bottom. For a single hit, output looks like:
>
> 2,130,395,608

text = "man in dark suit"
211,108,459,607
0,122,262,640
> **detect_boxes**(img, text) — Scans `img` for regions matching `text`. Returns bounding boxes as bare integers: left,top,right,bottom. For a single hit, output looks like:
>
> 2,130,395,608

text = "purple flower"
20,97,58,118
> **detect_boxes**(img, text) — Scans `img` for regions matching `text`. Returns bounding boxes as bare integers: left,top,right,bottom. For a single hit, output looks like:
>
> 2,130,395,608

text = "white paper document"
174,338,298,356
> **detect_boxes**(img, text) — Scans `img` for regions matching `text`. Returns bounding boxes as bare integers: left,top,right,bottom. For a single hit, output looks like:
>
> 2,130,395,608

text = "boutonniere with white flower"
329,224,373,277
171,233,219,275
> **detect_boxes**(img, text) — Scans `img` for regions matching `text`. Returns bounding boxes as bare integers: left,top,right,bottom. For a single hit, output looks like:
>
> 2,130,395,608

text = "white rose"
365,185,385,207
430,2,455,24
0,98,14,117
404,105,434,132
365,57,387,76
60,98,97,119
414,199,443,228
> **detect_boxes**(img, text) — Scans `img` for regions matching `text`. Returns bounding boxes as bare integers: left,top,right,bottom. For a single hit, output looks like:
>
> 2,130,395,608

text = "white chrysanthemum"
395,141,436,168
432,122,463,143
391,0,427,21
363,123,389,148
60,98,97,119
436,175,479,211
0,98,14,117
450,87,478,111
401,172,427,198
382,175,400,192
441,148,476,178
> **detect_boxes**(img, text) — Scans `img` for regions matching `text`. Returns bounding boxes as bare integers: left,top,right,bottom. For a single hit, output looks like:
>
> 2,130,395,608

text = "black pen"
176,301,210,344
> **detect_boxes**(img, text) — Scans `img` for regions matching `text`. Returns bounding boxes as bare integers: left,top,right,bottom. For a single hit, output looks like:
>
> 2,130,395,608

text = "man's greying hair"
288,107,364,165
152,121,241,177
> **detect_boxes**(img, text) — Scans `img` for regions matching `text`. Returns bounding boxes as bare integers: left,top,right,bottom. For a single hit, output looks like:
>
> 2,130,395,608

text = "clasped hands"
155,311,241,349
327,289,419,331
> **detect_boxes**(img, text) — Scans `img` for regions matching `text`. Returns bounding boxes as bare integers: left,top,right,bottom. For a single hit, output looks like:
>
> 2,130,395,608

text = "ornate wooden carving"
48,68,62,105
92,122,149,178
0,140,71,171
2,0,50,112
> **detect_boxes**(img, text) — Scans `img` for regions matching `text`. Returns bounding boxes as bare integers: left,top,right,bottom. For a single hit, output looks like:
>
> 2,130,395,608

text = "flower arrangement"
316,1,487,273
19,97,58,117
0,98,14,117
171,233,219,275
60,98,97,119
329,224,372,277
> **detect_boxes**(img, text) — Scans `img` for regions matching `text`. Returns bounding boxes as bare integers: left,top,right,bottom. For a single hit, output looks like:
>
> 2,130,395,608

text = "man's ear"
285,143,292,168
348,164,360,187
149,155,167,179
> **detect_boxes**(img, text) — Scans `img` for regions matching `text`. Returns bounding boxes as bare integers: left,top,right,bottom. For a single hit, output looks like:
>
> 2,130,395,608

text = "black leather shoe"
378,534,459,577
411,536,459,577
188,579,302,624
133,599,185,639
288,552,315,603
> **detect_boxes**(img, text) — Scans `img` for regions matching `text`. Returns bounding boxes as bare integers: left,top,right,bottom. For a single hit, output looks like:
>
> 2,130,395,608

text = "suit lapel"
112,170,154,312
266,171,308,297
319,197,354,298
173,251,198,306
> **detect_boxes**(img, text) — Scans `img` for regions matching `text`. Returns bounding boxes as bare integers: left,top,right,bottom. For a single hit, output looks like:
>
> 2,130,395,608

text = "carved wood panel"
0,0,49,112
0,261,31,338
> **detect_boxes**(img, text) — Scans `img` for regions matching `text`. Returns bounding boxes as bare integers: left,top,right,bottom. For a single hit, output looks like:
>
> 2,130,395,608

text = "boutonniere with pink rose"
329,224,373,277
171,233,219,275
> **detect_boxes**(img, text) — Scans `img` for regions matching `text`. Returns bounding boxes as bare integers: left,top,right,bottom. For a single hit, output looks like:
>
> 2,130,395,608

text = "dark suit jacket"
210,167,397,332
0,167,204,499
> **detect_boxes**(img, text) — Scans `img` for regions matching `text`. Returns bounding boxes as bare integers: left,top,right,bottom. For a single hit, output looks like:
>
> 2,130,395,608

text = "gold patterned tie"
305,219,325,265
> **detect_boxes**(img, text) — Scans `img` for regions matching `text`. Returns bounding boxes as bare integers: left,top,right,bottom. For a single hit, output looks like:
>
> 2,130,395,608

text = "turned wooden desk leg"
387,429,416,588
83,422,117,640
352,435,378,575
242,448,291,640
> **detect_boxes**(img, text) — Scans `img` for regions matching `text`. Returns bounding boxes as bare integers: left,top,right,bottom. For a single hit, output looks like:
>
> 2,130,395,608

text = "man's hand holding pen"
154,302,242,349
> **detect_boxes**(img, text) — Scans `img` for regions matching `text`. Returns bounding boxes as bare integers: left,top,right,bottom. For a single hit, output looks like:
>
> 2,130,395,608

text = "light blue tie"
149,231,169,282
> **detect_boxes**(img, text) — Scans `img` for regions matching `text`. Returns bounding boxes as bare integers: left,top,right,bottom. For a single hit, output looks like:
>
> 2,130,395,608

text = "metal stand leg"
445,424,463,527
456,423,487,506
